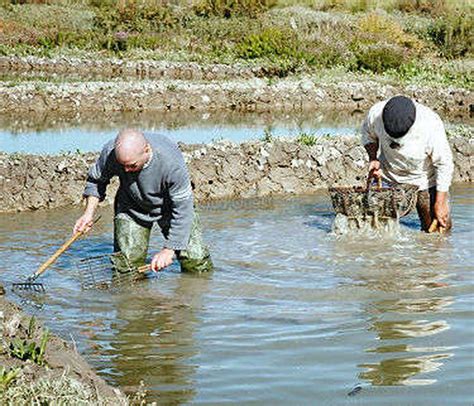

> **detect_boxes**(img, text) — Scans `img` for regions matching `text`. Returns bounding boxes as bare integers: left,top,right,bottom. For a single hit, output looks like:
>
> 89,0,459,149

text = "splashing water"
332,213,401,236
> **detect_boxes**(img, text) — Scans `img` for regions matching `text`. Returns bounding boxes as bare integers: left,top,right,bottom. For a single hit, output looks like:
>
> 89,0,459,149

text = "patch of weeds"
261,127,274,143
236,27,299,60
352,43,408,73
358,12,424,52
388,60,473,88
426,13,473,58
0,372,112,404
297,133,318,146
27,316,36,339
0,367,20,393
9,328,50,366
193,0,276,18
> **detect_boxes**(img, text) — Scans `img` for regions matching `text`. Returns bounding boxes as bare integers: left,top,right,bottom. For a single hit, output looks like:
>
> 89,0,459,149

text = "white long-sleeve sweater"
361,100,454,192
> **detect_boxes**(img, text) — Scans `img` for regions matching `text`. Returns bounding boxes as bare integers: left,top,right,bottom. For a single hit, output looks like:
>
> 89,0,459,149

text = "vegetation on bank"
0,0,472,87
0,306,143,404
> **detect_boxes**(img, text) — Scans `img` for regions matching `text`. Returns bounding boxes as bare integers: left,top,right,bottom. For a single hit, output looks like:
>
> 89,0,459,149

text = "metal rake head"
12,276,46,293
76,252,147,290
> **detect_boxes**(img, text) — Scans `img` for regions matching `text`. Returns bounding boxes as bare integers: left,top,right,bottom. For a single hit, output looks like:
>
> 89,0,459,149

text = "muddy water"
0,185,473,405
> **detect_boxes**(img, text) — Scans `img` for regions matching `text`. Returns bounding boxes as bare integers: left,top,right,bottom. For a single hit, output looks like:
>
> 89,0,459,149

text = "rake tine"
12,282,46,293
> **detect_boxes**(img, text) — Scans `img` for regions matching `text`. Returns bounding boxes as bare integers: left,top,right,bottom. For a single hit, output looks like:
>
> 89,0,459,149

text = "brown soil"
0,295,126,403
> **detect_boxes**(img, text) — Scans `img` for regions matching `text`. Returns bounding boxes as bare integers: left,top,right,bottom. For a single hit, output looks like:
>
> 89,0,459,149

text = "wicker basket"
328,183,418,219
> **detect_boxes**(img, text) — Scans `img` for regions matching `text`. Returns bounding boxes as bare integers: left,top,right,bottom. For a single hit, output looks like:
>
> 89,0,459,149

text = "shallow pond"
0,185,472,405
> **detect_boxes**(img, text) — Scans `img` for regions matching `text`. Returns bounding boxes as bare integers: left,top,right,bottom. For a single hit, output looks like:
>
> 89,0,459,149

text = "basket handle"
366,177,382,191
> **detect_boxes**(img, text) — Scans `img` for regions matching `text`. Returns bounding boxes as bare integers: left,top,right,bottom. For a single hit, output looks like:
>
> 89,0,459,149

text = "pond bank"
0,129,472,213
0,295,128,404
0,58,472,119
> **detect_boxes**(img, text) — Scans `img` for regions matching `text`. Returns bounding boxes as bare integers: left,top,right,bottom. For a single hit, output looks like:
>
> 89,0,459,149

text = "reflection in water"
370,319,450,340
359,296,454,386
369,297,454,315
342,225,457,387
0,108,362,135
0,109,360,154
359,353,453,386
81,273,211,404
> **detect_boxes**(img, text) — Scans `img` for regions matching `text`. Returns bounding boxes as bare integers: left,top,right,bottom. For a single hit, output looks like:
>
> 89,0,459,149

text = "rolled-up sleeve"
83,142,115,201
163,166,194,251
429,117,454,192
361,106,379,146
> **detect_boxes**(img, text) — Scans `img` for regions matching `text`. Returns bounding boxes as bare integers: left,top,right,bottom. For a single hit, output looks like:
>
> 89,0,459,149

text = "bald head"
115,129,151,172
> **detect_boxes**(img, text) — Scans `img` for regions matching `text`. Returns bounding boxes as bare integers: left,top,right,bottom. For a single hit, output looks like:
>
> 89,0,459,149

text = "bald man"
73,129,213,273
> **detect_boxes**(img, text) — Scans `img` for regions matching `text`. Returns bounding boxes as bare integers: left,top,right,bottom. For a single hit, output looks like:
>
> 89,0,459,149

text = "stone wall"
0,134,472,213
1,79,471,119
0,58,472,118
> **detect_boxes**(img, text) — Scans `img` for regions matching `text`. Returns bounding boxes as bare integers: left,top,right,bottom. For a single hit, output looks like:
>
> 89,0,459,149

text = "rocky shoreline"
1,57,472,119
0,131,472,213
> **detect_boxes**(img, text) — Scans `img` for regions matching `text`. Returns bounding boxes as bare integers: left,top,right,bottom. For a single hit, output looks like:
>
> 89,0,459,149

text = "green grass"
297,133,319,146
9,328,49,366
0,367,20,393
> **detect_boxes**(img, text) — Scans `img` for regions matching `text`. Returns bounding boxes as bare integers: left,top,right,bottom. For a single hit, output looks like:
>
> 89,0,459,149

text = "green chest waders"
114,211,213,273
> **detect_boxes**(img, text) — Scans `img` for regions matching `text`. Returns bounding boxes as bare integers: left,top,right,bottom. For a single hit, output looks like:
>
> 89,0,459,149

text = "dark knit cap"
382,96,416,139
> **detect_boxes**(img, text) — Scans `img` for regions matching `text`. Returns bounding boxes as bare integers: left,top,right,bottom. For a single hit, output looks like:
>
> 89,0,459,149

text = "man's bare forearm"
84,195,99,216
435,191,448,204
364,142,379,161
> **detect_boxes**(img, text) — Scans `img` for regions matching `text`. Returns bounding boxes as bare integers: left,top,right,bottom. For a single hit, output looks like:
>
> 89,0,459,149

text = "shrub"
358,12,424,51
353,43,408,73
92,0,179,34
236,27,299,60
427,13,473,58
394,0,453,16
193,0,276,18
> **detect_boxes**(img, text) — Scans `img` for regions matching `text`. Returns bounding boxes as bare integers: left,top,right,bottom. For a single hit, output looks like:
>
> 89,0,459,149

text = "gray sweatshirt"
83,133,194,251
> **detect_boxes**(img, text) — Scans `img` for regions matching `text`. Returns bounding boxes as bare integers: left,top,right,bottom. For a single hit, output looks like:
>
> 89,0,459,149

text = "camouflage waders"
416,186,452,232
113,211,213,273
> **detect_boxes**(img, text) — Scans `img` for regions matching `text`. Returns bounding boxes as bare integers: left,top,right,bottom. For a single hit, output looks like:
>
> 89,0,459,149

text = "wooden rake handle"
136,262,170,273
34,216,101,278
137,264,152,273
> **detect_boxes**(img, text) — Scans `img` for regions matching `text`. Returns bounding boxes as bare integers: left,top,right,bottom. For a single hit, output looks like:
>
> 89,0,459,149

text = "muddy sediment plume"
0,132,472,213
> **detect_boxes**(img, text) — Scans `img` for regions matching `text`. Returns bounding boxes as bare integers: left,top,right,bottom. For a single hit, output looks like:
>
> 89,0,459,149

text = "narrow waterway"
0,185,472,405
0,109,369,154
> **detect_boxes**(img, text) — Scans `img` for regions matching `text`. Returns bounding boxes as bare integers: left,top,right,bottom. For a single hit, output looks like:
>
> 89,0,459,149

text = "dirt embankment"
0,296,127,404
0,133,472,213
0,57,472,119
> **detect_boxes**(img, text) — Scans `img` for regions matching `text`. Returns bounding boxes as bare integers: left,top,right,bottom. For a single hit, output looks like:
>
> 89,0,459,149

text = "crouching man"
74,128,213,273
361,95,454,231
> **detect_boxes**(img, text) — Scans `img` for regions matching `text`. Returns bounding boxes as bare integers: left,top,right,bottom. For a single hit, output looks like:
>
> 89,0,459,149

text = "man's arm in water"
430,115,454,228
